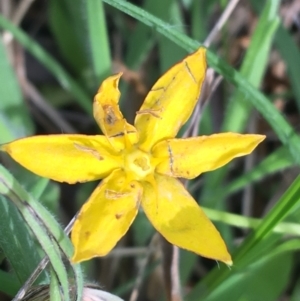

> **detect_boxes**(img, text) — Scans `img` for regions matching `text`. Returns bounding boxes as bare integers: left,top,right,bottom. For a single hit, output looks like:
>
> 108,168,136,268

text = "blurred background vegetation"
1,0,300,300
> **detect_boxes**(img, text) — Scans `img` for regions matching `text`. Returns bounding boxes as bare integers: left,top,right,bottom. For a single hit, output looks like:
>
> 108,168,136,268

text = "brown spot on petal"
104,105,117,125
115,213,123,219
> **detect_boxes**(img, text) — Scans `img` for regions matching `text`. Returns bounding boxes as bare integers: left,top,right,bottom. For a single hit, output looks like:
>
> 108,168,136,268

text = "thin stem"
170,246,181,301
204,0,241,47
12,216,77,301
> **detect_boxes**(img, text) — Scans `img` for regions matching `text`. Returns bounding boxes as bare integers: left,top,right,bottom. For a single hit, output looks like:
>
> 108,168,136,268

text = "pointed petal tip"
193,46,206,57
199,248,232,266
225,259,233,266
0,141,15,153
0,143,7,152
249,134,267,148
185,47,207,68
204,250,232,266
219,253,233,266
255,134,266,142
96,72,123,93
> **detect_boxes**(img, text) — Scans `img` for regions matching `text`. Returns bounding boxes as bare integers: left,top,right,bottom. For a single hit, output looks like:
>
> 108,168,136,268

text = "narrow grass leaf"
198,174,300,294
0,270,19,296
187,237,297,300
202,207,300,236
190,0,208,41
0,166,70,301
275,24,300,110
125,0,160,68
85,0,111,82
0,15,92,115
157,0,187,72
0,37,33,142
50,268,62,301
222,0,280,132
224,145,294,196
48,0,89,75
4,166,84,300
0,196,43,285
204,249,293,301
235,174,300,261
291,279,300,301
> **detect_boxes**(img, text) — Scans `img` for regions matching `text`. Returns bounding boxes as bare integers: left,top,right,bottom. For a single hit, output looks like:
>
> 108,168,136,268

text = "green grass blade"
0,196,43,285
236,174,300,261
0,165,71,301
250,0,300,111
199,173,300,294
0,37,33,142
3,166,84,300
203,239,300,301
49,0,111,84
102,0,300,164
203,243,293,301
48,0,89,75
85,0,111,83
0,15,92,115
222,0,280,132
0,270,19,296
14,173,84,301
124,0,156,69
291,280,300,301
224,145,294,196
156,0,187,72
50,268,63,301
29,203,84,301
190,0,208,41
202,207,300,236
275,24,300,110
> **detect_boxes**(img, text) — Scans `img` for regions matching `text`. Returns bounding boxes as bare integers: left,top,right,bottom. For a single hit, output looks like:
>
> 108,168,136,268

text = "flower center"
124,148,153,180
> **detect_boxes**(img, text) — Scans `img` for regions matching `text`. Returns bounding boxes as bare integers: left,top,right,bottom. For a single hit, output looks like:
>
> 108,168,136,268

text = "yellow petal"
153,133,266,179
94,73,138,150
134,48,207,151
1,134,122,183
141,174,232,264
71,169,142,262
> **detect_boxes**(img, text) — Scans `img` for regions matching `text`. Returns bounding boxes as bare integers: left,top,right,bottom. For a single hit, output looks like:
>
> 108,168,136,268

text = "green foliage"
0,0,299,300
0,38,33,142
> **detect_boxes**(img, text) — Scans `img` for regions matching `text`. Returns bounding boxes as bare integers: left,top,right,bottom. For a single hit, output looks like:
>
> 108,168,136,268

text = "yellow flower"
1,48,265,265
